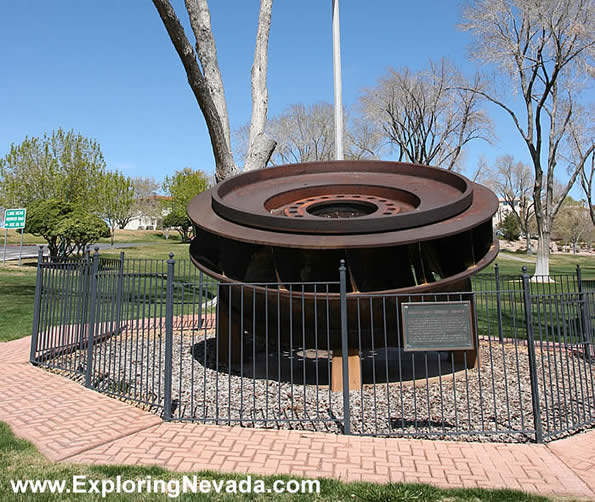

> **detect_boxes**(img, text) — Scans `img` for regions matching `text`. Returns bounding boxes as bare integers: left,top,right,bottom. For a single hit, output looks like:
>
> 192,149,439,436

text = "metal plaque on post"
402,301,473,352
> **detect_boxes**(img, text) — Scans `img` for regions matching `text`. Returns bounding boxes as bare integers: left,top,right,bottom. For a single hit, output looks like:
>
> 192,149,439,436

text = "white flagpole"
332,0,344,160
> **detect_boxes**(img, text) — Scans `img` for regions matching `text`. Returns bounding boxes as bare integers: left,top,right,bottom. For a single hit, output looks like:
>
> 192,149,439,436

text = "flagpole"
332,0,344,160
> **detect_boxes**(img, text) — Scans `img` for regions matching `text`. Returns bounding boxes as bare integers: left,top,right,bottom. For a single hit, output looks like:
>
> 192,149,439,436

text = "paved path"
1,242,150,262
1,337,593,499
2,243,49,262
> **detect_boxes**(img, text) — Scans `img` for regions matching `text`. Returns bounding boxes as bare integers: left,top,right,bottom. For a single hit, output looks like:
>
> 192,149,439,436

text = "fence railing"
29,247,594,443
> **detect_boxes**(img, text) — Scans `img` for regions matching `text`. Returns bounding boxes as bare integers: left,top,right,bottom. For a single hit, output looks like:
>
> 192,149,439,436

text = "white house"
494,198,526,226
123,195,171,230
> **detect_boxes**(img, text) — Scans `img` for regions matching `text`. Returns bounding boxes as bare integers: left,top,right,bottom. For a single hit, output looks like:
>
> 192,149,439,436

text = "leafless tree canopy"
234,103,385,166
556,199,594,253
359,59,492,171
582,153,595,225
460,0,594,275
566,104,595,225
345,116,386,161
269,104,336,164
152,0,275,182
482,155,535,252
131,177,162,226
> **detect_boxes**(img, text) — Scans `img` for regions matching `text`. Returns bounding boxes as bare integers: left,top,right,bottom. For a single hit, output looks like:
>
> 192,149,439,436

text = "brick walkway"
1,337,593,499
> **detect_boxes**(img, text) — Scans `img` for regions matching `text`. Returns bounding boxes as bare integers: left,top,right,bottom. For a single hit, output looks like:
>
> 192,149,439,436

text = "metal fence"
29,247,594,443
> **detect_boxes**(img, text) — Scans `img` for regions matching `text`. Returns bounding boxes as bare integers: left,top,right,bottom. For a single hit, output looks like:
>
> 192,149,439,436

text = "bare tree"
152,0,275,182
483,155,535,253
566,104,595,225
582,154,595,225
234,102,384,166
359,59,492,171
268,103,336,164
344,116,386,160
555,198,594,253
469,155,489,183
460,0,594,276
130,177,162,229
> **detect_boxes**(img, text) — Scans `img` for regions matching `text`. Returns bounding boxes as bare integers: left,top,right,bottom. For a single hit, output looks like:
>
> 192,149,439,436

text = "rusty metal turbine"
187,161,499,388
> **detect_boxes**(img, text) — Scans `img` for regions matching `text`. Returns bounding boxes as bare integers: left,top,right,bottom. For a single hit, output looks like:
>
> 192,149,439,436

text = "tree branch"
244,0,276,172
457,86,529,143
185,0,232,148
152,0,236,181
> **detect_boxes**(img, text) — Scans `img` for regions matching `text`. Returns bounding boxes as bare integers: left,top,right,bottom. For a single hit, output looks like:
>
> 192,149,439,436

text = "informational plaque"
401,301,473,352
3,208,26,229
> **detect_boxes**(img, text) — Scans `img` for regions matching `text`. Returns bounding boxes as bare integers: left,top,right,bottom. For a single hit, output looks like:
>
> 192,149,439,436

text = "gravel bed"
46,327,594,443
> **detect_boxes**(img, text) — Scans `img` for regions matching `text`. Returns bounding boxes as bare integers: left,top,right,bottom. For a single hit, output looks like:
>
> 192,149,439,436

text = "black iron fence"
29,247,594,443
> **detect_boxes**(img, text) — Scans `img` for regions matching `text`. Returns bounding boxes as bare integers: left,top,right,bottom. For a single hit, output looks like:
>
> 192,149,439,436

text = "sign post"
2,208,27,265
1,209,5,264
18,227,24,265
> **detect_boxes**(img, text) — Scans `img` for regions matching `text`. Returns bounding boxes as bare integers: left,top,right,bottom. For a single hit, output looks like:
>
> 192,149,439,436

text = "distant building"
494,199,520,225
124,195,171,230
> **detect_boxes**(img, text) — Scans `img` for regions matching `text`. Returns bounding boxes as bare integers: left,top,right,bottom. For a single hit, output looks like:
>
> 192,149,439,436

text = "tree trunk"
534,231,551,278
243,0,275,172
152,0,238,182
48,239,59,261
153,0,275,180
243,133,276,172
525,231,531,255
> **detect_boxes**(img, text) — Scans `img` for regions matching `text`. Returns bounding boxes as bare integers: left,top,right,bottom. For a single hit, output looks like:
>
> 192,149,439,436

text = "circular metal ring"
211,160,473,234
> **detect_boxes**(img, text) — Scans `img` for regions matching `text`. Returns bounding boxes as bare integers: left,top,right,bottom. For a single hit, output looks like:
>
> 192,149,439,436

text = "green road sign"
3,208,27,229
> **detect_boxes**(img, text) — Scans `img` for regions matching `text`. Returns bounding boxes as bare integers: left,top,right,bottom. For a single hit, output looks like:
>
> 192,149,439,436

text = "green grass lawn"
3,229,171,246
2,229,45,246
92,242,595,278
97,230,177,245
4,230,593,276
98,240,190,261
0,421,551,501
0,244,592,343
492,250,595,277
0,264,37,342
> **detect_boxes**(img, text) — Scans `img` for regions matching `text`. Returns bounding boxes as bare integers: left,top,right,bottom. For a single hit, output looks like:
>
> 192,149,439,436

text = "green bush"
163,211,193,242
25,199,109,259
498,213,521,241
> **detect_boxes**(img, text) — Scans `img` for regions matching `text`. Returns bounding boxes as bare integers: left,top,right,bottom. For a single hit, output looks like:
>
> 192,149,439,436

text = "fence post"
521,266,543,443
576,265,592,361
495,263,504,343
113,251,125,334
84,247,100,388
163,252,175,420
78,247,92,348
29,246,45,364
339,259,351,435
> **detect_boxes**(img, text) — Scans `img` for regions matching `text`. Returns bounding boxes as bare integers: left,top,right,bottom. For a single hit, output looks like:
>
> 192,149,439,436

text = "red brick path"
1,337,593,499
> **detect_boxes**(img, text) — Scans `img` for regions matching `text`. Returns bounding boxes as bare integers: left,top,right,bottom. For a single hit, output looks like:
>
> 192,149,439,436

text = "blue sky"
0,1,587,196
